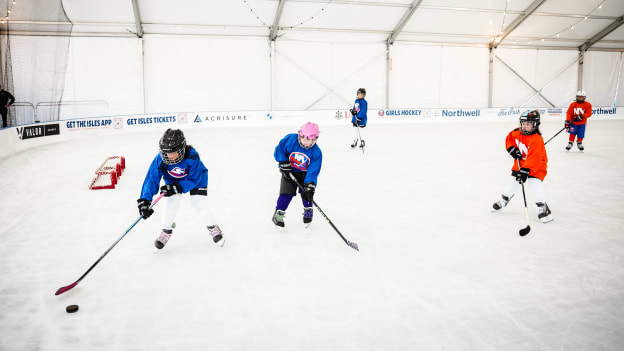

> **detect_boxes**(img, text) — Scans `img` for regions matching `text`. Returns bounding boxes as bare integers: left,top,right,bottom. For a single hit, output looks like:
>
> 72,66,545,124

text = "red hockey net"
89,156,126,190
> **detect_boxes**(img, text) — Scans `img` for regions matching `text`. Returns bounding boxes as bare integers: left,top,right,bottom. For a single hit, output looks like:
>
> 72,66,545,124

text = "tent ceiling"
4,0,624,50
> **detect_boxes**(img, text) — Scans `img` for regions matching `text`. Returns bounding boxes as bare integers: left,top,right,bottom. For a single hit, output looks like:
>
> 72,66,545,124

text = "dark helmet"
357,88,366,97
159,128,186,165
519,110,540,135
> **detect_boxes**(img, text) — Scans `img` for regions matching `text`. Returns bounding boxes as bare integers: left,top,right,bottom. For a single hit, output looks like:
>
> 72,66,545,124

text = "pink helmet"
298,122,320,140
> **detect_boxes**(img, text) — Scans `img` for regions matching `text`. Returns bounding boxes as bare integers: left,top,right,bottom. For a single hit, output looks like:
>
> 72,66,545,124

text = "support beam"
577,50,584,92
495,55,556,107
488,48,494,108
130,0,144,38
387,0,424,45
579,15,624,52
490,0,546,49
269,0,286,41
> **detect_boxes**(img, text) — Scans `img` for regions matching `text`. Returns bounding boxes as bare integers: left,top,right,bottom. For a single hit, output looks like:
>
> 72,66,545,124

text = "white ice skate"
208,225,225,247
154,229,172,250
492,195,512,212
536,202,553,223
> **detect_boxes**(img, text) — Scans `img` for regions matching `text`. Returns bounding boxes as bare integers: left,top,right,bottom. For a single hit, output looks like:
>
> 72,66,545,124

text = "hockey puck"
66,305,79,313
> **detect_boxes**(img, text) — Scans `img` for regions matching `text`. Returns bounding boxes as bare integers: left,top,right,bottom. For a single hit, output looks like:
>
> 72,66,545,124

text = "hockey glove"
565,120,571,130
137,198,154,219
514,168,530,184
350,109,357,117
160,183,182,197
573,114,583,122
302,182,316,202
506,146,522,159
279,161,293,180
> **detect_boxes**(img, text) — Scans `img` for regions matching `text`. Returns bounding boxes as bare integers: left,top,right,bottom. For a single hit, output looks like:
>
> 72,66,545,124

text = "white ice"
1,119,623,350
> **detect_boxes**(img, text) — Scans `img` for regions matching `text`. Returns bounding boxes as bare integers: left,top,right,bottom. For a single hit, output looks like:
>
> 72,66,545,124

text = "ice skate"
350,139,359,148
359,139,365,149
536,202,553,223
154,229,172,250
272,209,286,230
207,225,225,247
492,195,512,211
577,142,584,152
303,207,313,228
565,142,573,151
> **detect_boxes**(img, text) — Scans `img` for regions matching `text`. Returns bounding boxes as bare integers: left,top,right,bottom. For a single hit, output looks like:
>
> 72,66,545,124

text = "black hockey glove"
573,114,583,122
137,198,154,219
506,146,522,159
279,161,293,180
160,183,182,197
302,182,316,202
514,168,530,184
564,120,571,130
350,109,357,117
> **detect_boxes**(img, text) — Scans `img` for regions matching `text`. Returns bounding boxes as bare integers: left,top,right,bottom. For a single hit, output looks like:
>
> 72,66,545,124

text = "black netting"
0,0,72,126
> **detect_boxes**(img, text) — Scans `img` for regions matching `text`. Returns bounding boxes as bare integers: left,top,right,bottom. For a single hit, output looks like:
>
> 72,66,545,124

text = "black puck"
66,305,79,313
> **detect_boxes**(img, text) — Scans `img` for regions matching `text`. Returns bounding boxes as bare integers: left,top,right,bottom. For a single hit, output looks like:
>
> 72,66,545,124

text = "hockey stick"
544,126,566,145
289,174,359,251
355,121,365,154
517,159,531,236
55,192,166,295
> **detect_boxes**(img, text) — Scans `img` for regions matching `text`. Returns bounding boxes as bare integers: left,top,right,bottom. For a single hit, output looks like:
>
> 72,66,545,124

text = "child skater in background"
137,128,225,249
565,90,592,152
492,110,553,223
350,88,367,149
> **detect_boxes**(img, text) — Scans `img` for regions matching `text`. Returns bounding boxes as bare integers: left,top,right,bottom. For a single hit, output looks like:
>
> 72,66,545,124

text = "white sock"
526,178,547,204
190,195,218,227
161,194,182,230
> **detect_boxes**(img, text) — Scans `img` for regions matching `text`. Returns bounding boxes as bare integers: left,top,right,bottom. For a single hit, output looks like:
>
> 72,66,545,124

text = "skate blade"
539,215,554,223
273,225,284,232
215,238,225,247
304,223,311,228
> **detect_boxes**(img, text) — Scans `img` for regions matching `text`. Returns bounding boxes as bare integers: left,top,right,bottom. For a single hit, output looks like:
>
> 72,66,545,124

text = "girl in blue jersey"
350,88,367,149
272,122,322,229
137,128,224,249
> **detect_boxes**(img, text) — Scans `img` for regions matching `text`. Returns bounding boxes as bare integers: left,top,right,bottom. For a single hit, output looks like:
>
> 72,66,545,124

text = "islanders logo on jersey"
168,166,188,178
515,139,529,160
289,152,310,171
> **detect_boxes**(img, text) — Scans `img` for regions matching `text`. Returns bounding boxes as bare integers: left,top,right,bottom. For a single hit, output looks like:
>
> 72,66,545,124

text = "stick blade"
519,225,531,236
347,241,359,251
55,281,78,296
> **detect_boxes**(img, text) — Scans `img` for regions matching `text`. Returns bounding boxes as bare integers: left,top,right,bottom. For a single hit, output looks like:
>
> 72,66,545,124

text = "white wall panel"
583,51,621,107
62,37,143,118
273,41,386,110
390,44,442,108
439,46,488,107
144,37,271,113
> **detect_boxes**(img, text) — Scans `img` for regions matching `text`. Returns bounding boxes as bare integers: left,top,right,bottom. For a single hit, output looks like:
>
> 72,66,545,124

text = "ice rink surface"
1,119,623,350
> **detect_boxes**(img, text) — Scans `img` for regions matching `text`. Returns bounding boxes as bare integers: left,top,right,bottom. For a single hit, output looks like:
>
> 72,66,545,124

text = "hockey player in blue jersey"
272,122,322,229
137,128,224,249
350,88,367,149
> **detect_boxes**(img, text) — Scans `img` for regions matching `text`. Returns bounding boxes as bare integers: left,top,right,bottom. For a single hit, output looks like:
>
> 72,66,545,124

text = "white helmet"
576,90,586,97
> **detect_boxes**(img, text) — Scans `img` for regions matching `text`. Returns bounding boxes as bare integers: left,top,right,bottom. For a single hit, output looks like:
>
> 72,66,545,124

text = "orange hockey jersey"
505,128,548,181
566,101,593,125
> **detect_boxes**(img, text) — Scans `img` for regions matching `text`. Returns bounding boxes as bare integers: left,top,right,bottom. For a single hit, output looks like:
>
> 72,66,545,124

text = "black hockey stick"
517,159,531,236
289,174,359,251
55,192,166,295
544,126,566,145
355,122,365,154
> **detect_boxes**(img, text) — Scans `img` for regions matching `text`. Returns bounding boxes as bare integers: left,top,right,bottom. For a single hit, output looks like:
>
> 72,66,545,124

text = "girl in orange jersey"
565,91,592,151
492,110,553,223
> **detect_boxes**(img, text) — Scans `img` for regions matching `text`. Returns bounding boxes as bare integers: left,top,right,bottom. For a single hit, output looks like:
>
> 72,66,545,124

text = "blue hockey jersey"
140,147,208,199
274,133,322,185
351,98,368,126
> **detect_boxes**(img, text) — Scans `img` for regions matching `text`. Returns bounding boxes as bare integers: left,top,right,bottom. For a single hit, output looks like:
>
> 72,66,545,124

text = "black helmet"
159,128,186,165
357,88,366,97
519,110,540,135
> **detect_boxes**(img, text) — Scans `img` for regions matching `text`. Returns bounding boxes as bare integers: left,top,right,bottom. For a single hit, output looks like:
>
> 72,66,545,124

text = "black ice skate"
492,194,513,211
350,140,359,148
155,229,173,249
208,225,225,247
577,142,584,152
565,142,573,151
303,207,313,227
272,209,286,229
536,202,553,223
359,139,365,149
